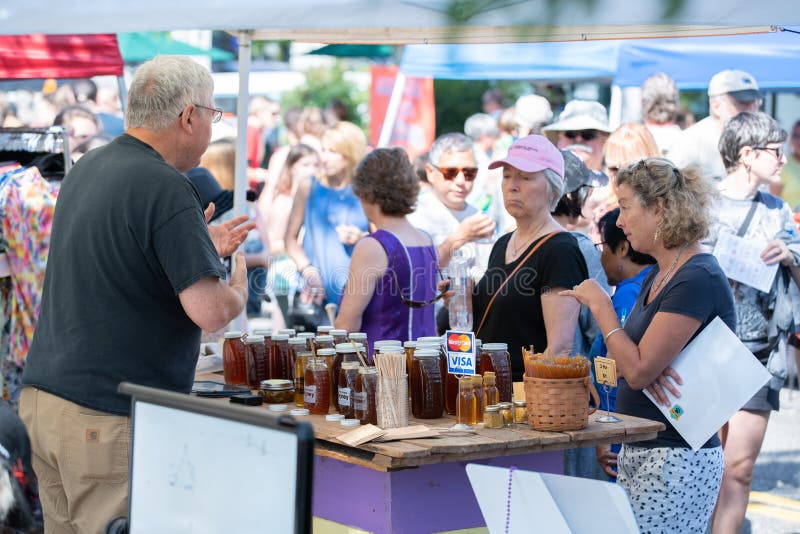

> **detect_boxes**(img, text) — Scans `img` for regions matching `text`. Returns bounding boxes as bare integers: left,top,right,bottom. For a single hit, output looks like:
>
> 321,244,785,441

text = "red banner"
0,34,123,80
369,65,435,161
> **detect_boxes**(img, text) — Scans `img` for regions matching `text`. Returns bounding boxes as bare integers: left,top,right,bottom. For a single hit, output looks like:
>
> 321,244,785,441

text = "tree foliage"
280,63,367,129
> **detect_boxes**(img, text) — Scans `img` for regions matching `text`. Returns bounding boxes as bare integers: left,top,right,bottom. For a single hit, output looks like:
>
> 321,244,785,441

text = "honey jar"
483,405,503,429
331,329,349,346
222,331,247,386
498,402,513,427
260,379,295,404
513,400,527,424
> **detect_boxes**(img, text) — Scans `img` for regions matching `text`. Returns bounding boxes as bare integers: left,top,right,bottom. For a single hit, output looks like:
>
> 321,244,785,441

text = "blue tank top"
302,177,368,305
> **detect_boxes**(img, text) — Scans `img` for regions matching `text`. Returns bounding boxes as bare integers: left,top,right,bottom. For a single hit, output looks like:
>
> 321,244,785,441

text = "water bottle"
448,251,473,331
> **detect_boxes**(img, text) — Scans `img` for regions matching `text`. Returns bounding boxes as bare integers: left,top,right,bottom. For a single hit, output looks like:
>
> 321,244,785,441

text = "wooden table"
198,376,664,533
307,410,663,472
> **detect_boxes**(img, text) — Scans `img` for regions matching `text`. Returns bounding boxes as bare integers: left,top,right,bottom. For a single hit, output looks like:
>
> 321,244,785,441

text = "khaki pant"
19,387,130,534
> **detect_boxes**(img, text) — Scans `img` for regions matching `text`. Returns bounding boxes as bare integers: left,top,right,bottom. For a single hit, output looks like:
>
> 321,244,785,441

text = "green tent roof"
118,32,234,63
307,44,396,59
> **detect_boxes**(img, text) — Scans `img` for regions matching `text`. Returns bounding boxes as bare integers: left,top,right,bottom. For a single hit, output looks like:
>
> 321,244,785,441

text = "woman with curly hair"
335,148,438,354
562,158,735,532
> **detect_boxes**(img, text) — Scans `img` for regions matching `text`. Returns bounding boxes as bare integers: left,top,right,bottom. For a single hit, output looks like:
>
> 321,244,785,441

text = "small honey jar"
483,404,503,429
260,379,295,404
513,400,527,424
498,402,513,427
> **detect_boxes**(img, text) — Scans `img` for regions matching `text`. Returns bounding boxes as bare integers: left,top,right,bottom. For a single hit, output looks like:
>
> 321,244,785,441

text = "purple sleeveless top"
359,229,438,355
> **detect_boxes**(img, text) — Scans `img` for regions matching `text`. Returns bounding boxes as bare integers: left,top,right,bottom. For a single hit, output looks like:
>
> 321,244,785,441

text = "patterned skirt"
617,444,724,534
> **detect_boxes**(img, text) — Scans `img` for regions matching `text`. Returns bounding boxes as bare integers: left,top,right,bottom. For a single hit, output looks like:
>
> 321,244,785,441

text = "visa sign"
446,330,476,375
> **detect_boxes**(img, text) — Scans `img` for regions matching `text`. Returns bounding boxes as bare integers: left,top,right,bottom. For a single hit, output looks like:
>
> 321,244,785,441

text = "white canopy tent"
1,0,798,217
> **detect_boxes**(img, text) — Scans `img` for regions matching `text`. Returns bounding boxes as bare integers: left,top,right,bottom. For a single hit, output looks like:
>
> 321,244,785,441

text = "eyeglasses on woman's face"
753,146,784,160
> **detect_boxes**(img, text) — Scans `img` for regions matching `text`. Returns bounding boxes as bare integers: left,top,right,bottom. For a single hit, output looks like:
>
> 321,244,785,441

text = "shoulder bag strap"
737,191,761,237
476,231,561,337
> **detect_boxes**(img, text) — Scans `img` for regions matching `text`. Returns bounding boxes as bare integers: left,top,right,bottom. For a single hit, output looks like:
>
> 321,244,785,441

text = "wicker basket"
524,375,600,431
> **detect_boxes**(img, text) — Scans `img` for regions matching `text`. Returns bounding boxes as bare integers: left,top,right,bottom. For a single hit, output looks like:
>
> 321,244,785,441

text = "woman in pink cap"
471,135,587,380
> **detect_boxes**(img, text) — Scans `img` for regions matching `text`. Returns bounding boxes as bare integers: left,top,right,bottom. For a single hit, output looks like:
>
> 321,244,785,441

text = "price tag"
594,357,617,387
445,330,476,375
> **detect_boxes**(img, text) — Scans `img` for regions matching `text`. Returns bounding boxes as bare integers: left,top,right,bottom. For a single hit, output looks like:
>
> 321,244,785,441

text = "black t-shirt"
23,134,226,415
617,253,736,449
473,232,588,380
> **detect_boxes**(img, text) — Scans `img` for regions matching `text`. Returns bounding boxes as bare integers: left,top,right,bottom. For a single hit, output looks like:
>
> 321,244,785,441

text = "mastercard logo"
447,333,472,352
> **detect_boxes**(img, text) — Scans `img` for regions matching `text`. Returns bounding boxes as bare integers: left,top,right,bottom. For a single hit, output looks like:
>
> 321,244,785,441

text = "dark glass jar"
354,367,378,425
317,326,334,336
222,331,247,386
337,362,360,418
269,334,291,380
410,349,444,419
244,334,268,390
331,329,349,346
332,343,362,408
479,343,512,402
314,335,335,353
297,332,316,352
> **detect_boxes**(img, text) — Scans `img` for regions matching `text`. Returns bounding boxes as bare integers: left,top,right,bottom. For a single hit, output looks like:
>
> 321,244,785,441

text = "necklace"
510,230,537,260
651,244,688,295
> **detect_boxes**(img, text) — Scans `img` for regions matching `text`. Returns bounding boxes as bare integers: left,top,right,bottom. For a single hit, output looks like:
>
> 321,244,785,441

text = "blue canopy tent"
394,28,800,135
400,41,620,82
400,28,800,89
614,30,800,90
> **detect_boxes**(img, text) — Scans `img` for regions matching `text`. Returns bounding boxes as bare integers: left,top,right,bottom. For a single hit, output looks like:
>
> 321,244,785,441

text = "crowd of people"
0,57,799,533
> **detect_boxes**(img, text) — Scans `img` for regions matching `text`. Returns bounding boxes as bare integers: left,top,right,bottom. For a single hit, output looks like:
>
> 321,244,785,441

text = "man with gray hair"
669,69,763,182
19,56,253,532
408,133,496,271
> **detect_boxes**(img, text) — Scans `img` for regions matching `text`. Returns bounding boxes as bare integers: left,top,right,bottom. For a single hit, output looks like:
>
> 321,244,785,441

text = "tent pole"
234,30,252,219
231,29,253,333
377,71,406,147
117,75,128,114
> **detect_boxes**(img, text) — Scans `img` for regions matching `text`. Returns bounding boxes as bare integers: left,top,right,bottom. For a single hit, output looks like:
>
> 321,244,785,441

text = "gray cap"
708,69,761,102
561,149,608,192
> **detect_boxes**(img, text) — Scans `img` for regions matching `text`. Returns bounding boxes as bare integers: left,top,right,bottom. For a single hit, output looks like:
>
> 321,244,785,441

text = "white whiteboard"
129,401,300,534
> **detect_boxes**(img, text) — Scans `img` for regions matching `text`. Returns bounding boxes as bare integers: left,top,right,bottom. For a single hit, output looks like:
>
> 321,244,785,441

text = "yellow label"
594,357,617,387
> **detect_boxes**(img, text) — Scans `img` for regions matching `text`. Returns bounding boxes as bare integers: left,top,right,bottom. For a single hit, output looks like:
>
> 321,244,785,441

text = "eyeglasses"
563,129,599,141
593,241,607,252
391,255,447,309
753,146,784,160
431,163,479,182
179,103,223,123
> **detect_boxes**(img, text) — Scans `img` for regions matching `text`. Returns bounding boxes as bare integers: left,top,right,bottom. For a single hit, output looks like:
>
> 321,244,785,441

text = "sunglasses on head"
431,163,479,181
563,129,599,141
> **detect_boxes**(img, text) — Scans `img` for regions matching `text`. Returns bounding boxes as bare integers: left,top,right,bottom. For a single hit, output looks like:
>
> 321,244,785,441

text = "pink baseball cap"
488,134,565,178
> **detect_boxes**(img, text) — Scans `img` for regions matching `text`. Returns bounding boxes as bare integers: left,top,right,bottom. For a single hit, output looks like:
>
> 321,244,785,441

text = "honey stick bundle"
374,350,408,429
522,347,590,379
